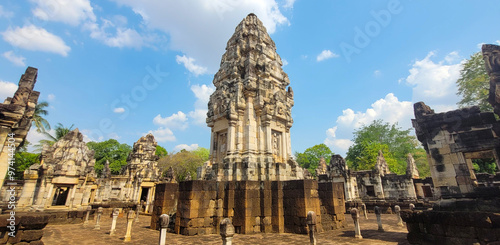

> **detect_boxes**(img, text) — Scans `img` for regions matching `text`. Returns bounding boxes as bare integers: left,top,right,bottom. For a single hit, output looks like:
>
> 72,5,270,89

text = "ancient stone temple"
18,129,97,210
95,134,160,212
0,67,40,190
200,13,303,182
152,14,346,236
403,44,500,244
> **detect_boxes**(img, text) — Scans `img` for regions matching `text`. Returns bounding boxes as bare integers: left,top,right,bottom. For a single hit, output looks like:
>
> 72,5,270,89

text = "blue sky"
0,0,499,156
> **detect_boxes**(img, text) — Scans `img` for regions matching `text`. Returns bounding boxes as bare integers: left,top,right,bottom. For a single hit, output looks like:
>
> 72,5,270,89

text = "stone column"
409,203,415,211
83,205,92,226
374,206,384,231
124,210,136,242
158,214,169,245
220,218,235,245
94,207,103,230
361,203,368,219
135,201,142,222
110,208,119,235
306,211,317,245
394,205,404,226
351,208,362,239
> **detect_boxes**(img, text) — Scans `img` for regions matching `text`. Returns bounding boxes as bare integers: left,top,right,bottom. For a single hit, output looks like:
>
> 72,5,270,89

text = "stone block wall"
318,182,345,230
157,179,345,236
282,180,322,234
382,174,417,201
402,211,500,245
151,183,178,230
0,213,49,244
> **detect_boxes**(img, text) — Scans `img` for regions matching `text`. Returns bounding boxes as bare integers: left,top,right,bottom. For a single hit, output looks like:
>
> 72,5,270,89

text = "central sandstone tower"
203,13,303,181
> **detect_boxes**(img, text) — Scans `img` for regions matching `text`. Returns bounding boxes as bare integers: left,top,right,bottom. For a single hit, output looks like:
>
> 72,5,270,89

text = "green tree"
32,101,51,133
87,139,132,176
191,147,210,162
295,143,333,175
472,158,497,174
413,148,431,178
13,151,40,180
349,141,400,173
346,120,420,175
155,145,168,157
158,149,207,181
457,52,492,111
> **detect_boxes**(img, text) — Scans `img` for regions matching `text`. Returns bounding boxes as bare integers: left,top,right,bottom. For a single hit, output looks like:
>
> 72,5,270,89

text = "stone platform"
42,213,409,244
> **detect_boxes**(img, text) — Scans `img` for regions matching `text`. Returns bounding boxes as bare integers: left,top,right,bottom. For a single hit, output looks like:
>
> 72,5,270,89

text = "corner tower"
204,14,302,181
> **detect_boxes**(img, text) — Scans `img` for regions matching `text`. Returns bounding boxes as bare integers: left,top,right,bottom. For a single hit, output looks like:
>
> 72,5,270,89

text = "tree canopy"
13,151,40,180
87,139,132,176
457,51,492,111
32,101,51,133
158,147,209,181
345,120,427,176
155,145,168,157
295,143,333,175
37,123,74,151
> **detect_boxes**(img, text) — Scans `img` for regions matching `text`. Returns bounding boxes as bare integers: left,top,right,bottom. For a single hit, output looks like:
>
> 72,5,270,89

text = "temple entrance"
52,186,70,206
140,187,149,202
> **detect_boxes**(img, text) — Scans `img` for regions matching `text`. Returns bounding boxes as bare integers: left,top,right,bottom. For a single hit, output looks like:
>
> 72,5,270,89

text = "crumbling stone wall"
0,213,49,244
0,67,40,191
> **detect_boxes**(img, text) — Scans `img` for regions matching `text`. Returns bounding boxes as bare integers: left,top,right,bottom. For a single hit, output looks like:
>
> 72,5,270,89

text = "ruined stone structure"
18,129,97,210
0,67,40,191
94,134,160,213
320,154,419,203
200,13,303,182
152,14,346,236
403,44,500,244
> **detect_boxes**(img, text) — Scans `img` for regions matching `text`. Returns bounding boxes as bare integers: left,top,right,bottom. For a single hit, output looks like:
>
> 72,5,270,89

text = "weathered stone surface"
374,150,390,176
200,13,303,182
0,67,40,191
41,129,96,178
406,153,419,179
122,133,160,180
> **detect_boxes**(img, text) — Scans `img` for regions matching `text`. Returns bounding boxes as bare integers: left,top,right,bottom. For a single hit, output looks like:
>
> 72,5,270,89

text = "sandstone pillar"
94,207,103,230
159,214,169,245
83,206,91,226
124,210,135,242
409,203,415,211
220,218,235,245
374,206,384,231
306,211,317,245
361,203,368,219
110,208,119,235
394,205,404,226
351,208,362,239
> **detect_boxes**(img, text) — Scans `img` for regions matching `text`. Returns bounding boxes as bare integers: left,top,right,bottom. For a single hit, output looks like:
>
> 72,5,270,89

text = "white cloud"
153,111,188,130
0,6,14,18
316,49,338,62
404,51,463,112
176,55,208,76
111,0,289,72
283,0,296,9
148,127,176,142
373,70,381,77
47,94,56,101
282,59,288,66
31,0,96,26
84,20,145,49
188,84,215,125
324,93,413,156
3,51,26,66
2,25,71,56
174,143,199,152
113,107,125,113
0,80,18,102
